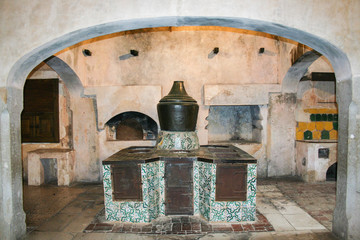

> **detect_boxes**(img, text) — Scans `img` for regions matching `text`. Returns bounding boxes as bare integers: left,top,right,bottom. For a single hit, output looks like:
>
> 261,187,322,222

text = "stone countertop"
102,145,256,165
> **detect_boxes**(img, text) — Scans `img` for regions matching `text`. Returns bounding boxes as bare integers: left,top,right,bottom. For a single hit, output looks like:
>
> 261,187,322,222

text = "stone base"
156,131,200,150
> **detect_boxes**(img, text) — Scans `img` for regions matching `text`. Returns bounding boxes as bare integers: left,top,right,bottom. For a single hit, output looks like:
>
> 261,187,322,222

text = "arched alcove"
2,17,352,239
105,111,158,141
327,162,338,181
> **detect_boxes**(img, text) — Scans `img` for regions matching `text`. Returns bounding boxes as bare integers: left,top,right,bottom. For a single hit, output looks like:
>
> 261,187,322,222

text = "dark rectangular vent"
311,72,336,82
318,148,330,158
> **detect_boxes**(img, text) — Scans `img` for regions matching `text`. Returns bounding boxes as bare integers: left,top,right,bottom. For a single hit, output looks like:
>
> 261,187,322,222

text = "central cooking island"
102,81,257,224
102,145,257,223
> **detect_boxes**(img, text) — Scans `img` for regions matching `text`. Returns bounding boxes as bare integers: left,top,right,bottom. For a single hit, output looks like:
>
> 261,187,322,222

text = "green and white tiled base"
103,161,165,223
156,131,200,150
194,162,257,222
103,161,256,223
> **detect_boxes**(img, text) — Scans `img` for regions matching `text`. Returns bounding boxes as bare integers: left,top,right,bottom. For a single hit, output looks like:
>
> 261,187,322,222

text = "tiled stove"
102,81,257,224
102,145,257,223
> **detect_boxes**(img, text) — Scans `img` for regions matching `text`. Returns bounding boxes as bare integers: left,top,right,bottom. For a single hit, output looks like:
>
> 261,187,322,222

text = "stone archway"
282,50,322,93
2,17,352,239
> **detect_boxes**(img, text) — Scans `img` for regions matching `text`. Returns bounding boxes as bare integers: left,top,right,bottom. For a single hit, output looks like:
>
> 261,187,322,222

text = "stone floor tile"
62,214,95,233
199,233,246,240
263,214,295,232
36,213,79,232
283,214,326,230
72,232,110,240
271,231,315,240
310,230,340,240
23,178,338,239
61,200,91,214
273,204,308,215
25,231,75,240
25,213,54,227
249,232,275,239
256,201,279,214
257,185,280,192
261,191,284,198
270,198,298,207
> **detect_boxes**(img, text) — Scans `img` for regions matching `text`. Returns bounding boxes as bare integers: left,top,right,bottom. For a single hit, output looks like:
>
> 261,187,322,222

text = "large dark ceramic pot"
157,81,199,131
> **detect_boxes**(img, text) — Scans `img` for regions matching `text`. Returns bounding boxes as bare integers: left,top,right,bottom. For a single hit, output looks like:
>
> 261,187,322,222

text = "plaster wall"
70,96,99,182
56,28,298,88
267,93,297,176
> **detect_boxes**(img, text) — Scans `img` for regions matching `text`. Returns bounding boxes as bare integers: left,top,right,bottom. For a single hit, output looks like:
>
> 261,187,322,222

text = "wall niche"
207,105,262,144
106,111,158,141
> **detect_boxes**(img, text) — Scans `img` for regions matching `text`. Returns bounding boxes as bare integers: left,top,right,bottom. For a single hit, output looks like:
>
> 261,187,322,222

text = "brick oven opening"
106,111,158,141
207,105,262,143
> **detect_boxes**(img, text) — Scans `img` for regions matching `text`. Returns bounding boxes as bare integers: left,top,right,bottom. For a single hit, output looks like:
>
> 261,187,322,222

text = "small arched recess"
105,111,158,141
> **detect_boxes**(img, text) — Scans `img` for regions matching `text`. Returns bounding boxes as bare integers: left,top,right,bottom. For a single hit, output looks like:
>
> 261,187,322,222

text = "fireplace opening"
326,162,337,181
106,111,158,141
40,158,57,185
207,105,262,143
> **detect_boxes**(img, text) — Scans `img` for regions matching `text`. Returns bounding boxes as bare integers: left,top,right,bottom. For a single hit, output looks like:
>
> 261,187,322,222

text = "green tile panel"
304,130,313,140
321,130,330,139
310,113,338,122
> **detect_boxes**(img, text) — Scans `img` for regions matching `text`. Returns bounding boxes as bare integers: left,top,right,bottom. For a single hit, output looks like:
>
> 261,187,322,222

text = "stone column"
0,87,26,240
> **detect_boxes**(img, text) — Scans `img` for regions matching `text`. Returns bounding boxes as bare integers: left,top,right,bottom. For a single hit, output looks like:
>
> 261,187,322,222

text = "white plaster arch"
3,17,353,239
282,50,323,93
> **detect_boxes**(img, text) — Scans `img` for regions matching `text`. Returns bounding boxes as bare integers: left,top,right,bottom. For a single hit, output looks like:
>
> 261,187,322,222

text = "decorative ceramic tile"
158,161,166,216
193,161,200,215
304,130,313,140
102,161,166,223
240,207,256,221
156,131,199,150
208,164,257,222
321,130,330,139
226,202,242,222
195,161,214,221
102,165,120,221
103,160,256,223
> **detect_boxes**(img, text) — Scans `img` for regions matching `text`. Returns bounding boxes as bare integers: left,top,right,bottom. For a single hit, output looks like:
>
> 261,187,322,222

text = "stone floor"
22,177,340,240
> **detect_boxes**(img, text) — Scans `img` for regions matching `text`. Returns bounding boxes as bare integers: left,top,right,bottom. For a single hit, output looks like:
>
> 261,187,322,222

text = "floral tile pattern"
193,161,200,215
103,161,256,223
156,131,200,150
102,161,165,223
195,162,257,223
